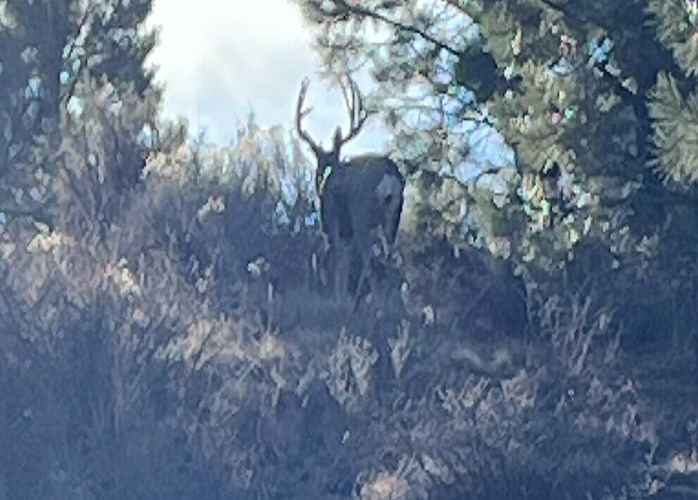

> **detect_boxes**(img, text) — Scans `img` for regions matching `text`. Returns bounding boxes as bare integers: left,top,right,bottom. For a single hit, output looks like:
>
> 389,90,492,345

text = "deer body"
296,76,405,303
320,155,404,296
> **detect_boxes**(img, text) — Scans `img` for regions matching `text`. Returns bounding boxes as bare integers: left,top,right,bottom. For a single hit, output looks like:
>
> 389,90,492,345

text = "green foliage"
648,71,698,185
647,0,698,76
0,0,158,227
291,0,698,283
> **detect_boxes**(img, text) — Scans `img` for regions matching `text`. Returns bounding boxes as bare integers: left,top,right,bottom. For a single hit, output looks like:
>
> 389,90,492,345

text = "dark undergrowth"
1,167,696,500
0,95,696,499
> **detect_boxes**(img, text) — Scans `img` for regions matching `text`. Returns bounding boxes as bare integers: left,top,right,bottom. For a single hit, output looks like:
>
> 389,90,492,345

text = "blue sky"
147,0,389,155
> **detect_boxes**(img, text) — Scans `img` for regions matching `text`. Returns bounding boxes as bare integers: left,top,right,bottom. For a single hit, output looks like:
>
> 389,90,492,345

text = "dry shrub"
0,82,681,500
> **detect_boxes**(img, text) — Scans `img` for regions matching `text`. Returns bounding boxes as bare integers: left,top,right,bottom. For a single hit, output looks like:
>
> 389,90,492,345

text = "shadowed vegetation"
1,1,697,499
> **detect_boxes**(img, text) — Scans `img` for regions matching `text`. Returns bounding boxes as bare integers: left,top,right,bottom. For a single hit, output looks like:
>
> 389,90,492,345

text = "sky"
147,0,388,155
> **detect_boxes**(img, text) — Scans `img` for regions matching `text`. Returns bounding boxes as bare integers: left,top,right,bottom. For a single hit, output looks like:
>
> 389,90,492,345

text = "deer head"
296,75,405,306
295,75,368,195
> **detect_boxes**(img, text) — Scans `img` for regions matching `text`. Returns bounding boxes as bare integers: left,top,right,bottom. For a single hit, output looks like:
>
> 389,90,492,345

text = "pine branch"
326,0,462,56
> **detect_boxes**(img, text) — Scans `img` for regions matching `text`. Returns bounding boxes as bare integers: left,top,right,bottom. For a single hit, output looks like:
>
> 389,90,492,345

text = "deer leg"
352,261,369,312
375,225,390,257
328,246,339,299
334,244,351,301
353,226,397,312
352,246,374,312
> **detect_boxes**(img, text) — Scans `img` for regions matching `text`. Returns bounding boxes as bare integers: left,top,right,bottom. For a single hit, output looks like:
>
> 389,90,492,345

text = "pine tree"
292,0,698,353
292,0,695,267
0,0,158,221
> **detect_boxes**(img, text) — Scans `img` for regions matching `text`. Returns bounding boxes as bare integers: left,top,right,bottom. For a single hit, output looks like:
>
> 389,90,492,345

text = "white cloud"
147,0,388,154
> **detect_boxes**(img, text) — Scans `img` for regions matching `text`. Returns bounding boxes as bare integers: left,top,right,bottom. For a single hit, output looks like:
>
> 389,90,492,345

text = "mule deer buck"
296,75,405,308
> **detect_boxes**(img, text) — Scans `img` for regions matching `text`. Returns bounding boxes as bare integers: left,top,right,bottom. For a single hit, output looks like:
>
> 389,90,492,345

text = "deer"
295,75,405,309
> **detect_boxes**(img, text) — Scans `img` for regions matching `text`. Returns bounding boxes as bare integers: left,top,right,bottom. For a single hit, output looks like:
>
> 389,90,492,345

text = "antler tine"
338,75,354,123
296,77,321,155
351,75,367,126
336,74,368,147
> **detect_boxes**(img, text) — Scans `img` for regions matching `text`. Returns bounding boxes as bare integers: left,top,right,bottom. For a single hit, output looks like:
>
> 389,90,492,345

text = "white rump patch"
375,174,401,201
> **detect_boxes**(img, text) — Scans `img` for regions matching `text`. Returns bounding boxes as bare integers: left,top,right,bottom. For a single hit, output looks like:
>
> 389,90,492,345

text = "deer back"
320,154,405,250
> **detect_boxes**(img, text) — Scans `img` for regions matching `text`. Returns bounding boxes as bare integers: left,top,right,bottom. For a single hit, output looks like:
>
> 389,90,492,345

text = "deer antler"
296,74,368,159
335,74,368,148
296,77,321,155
